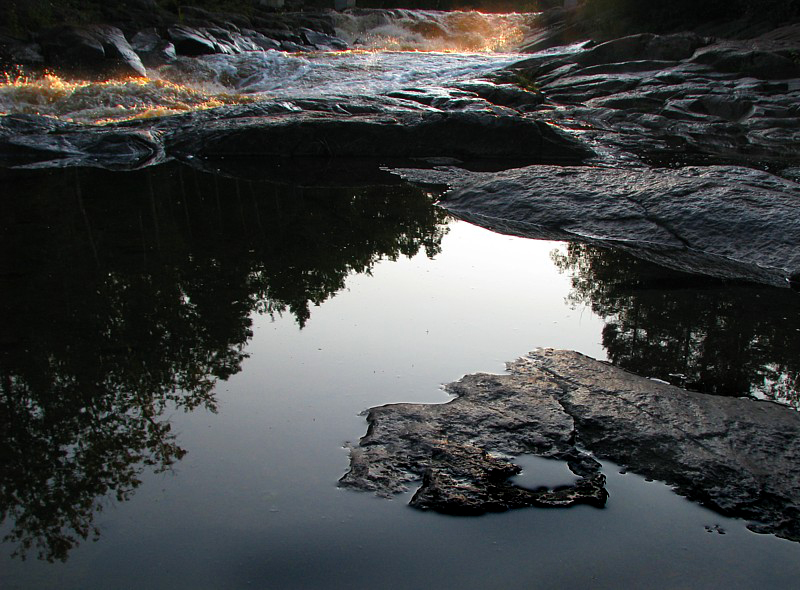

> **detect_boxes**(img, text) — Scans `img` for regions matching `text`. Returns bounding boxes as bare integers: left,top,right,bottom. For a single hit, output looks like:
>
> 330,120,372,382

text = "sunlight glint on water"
0,10,533,124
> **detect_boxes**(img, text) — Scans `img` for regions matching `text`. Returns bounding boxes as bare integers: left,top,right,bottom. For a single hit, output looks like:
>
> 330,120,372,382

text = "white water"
0,10,534,124
333,9,535,52
155,49,524,97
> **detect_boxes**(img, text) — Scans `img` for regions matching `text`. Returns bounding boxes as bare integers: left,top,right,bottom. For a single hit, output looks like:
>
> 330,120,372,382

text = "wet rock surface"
341,349,800,541
0,92,593,173
37,25,147,79
339,358,608,514
1,7,349,78
498,29,800,167
165,108,592,164
393,164,800,287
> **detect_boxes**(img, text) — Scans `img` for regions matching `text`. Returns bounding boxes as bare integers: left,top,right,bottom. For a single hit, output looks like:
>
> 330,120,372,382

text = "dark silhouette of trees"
0,163,447,561
553,243,800,408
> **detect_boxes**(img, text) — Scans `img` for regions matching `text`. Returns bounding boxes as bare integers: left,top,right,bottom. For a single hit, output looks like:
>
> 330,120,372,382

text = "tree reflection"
0,164,447,561
552,243,800,409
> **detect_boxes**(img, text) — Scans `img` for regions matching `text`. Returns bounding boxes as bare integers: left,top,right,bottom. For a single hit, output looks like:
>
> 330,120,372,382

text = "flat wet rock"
0,95,593,172
341,349,800,541
394,164,800,287
340,363,608,514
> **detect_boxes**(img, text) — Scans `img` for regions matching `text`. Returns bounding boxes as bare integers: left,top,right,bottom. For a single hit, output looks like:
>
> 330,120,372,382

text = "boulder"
167,25,218,56
37,25,146,79
691,45,800,79
241,30,281,51
300,28,348,51
130,29,176,67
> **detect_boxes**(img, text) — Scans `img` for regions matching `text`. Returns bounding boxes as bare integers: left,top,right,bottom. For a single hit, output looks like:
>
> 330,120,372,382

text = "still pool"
2,164,800,588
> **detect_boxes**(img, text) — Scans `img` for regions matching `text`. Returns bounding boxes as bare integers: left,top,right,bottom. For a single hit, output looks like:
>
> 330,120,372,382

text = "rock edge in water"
393,164,800,289
340,349,800,542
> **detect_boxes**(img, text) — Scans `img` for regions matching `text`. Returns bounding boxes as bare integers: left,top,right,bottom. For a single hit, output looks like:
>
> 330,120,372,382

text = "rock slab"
341,349,800,542
394,164,800,287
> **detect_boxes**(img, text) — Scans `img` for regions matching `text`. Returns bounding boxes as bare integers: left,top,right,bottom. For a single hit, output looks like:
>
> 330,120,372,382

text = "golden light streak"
0,72,256,125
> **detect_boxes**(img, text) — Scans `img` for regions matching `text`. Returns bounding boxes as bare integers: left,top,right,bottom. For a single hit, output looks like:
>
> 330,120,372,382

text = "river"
2,9,800,589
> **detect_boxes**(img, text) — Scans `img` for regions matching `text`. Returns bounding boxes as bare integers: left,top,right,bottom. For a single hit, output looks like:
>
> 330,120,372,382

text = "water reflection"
553,243,800,408
0,164,447,561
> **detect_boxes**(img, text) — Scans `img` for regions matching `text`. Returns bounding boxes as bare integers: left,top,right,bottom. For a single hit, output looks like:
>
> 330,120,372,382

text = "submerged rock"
394,164,800,287
341,349,800,541
130,29,177,67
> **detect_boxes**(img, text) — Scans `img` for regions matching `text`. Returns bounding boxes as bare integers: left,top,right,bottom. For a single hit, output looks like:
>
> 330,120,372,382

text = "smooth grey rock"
393,164,800,287
454,80,545,111
0,115,165,170
523,349,800,541
341,348,800,541
691,45,800,80
242,30,282,51
300,28,348,51
167,25,219,56
280,40,312,53
0,94,592,172
575,32,712,66
0,39,45,69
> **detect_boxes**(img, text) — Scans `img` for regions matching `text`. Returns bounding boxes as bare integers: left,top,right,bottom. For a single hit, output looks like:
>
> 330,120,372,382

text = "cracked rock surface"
341,349,800,542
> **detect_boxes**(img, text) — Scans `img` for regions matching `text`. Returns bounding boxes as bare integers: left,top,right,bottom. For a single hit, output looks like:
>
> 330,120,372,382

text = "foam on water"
0,10,534,124
333,9,536,52
153,49,523,97
0,73,256,124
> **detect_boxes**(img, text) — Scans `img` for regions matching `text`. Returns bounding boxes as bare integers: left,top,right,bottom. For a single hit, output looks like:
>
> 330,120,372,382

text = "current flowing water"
0,10,534,124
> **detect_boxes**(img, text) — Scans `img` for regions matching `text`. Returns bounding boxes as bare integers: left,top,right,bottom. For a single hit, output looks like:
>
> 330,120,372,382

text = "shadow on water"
0,163,447,562
553,242,800,409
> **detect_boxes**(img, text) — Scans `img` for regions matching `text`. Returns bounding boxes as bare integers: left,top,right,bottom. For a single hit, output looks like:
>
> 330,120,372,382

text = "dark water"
2,164,799,588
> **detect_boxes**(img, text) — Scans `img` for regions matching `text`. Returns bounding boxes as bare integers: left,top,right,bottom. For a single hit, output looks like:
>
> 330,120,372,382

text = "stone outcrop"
339,352,609,514
497,29,800,168
0,7,350,79
0,114,166,170
0,93,593,173
165,108,592,163
393,164,800,288
37,25,147,79
341,349,800,541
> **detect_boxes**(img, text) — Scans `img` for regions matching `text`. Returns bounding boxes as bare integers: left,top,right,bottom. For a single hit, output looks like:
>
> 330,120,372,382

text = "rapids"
0,10,536,125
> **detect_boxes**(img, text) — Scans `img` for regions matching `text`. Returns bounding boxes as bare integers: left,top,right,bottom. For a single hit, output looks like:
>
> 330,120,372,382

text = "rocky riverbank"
0,1,348,79
2,10,799,278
